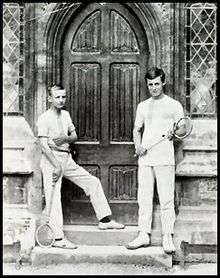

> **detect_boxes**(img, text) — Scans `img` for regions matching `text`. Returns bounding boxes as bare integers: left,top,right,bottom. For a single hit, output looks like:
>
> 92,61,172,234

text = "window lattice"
185,3,217,117
3,3,25,114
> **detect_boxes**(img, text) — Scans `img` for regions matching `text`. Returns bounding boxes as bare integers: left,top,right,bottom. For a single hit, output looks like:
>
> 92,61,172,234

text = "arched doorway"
53,3,150,224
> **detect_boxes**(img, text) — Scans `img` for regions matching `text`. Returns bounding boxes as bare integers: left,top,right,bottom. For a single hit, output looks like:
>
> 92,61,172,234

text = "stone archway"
44,2,165,224
45,2,164,88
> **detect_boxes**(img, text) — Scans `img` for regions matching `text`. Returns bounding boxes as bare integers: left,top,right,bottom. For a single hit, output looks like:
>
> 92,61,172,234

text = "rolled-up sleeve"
173,101,184,123
134,104,144,129
67,112,75,133
37,115,48,137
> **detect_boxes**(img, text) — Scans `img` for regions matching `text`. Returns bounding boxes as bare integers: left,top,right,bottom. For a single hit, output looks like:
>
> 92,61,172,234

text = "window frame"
3,3,25,116
184,3,217,118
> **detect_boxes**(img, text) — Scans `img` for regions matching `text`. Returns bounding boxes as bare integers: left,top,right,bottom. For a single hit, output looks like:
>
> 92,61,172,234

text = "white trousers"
137,165,175,235
40,151,112,239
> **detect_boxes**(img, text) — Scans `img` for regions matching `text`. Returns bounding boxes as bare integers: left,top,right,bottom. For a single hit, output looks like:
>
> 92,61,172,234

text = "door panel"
71,11,102,53
110,64,140,142
109,165,138,200
70,63,101,141
61,3,149,224
110,10,139,53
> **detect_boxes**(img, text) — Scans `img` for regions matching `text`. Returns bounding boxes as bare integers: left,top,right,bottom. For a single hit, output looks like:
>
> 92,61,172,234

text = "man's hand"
41,213,50,224
53,134,68,146
52,165,62,183
167,130,175,141
135,145,147,157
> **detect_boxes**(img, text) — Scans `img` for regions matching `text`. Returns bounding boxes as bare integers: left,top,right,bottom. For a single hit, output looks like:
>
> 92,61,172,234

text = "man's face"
146,76,165,98
49,89,66,109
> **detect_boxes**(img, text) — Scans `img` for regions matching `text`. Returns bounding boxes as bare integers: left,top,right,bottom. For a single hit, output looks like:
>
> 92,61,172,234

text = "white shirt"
134,95,184,166
37,109,75,152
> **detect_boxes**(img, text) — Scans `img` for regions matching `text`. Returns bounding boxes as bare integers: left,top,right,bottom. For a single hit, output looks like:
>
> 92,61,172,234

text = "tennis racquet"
35,181,56,248
134,116,193,157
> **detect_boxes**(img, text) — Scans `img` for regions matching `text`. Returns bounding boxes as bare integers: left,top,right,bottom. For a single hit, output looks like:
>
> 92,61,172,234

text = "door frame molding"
45,3,164,88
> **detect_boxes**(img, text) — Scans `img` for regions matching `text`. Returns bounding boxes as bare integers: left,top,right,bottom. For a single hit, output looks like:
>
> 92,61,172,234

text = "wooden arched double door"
61,3,149,224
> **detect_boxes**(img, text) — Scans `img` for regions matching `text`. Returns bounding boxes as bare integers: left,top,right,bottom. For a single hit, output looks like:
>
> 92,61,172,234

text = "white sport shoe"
98,220,125,230
52,238,78,249
126,232,150,250
162,234,176,254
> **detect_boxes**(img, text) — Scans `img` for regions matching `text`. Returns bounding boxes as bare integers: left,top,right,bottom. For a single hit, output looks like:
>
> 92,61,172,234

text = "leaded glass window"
185,3,217,117
3,3,25,114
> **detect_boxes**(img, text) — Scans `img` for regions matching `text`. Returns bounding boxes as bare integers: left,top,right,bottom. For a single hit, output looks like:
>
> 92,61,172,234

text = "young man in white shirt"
37,85,124,249
126,67,184,254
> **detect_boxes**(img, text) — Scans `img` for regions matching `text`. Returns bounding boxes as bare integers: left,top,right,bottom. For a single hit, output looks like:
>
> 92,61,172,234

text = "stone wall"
3,116,42,259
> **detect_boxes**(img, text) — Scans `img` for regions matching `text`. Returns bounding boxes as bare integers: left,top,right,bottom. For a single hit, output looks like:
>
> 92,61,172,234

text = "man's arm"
172,101,185,141
52,130,78,146
66,130,78,144
133,126,146,156
39,137,62,182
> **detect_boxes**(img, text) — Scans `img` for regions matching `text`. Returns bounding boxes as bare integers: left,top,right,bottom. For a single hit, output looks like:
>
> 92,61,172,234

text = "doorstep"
31,245,172,268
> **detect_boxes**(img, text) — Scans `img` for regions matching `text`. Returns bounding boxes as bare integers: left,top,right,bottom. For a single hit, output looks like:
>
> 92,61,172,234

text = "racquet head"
173,116,193,139
35,223,55,248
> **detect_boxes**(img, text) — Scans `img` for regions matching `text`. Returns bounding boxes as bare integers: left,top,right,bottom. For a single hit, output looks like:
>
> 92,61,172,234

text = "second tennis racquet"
134,116,193,157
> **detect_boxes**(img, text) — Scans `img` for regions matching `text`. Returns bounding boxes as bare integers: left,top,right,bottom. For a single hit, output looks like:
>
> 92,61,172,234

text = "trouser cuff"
162,231,174,235
138,229,151,234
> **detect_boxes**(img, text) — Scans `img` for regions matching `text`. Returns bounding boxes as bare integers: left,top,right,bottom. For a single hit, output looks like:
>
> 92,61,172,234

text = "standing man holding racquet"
126,67,186,253
37,85,124,249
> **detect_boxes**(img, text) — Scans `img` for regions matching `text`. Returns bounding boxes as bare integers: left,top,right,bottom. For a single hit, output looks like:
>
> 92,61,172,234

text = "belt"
50,147,70,153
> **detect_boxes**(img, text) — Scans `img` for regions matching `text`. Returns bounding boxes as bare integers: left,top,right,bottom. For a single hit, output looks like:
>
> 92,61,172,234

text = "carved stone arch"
126,3,164,67
45,2,164,87
45,3,83,87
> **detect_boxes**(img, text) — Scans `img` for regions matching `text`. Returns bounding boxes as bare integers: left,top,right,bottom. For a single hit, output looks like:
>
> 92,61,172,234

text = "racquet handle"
134,134,166,157
46,181,56,220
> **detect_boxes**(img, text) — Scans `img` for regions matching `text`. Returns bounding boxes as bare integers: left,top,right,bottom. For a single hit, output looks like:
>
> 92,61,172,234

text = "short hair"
48,84,65,96
145,67,165,83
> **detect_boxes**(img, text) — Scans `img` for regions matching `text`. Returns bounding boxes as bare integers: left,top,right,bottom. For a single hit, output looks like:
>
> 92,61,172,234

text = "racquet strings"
36,180,56,247
36,223,55,247
174,117,193,139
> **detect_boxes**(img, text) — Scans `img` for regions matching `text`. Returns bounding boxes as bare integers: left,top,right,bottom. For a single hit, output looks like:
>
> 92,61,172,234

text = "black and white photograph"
2,1,217,275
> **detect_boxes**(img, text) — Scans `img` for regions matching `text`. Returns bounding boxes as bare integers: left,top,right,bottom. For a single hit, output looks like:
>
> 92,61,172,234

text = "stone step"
153,212,216,228
63,203,217,225
64,225,139,246
63,210,216,232
177,205,216,215
160,205,216,216
61,205,217,248
31,245,172,268
63,224,217,247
